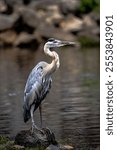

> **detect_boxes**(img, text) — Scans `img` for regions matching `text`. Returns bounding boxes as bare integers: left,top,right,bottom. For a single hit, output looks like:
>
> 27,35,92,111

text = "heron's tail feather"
23,105,31,123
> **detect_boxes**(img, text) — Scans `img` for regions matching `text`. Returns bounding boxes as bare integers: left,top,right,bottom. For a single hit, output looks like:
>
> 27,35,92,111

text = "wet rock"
14,32,38,49
89,12,100,25
34,25,76,41
45,5,63,25
60,0,80,15
16,6,40,28
59,145,74,150
29,4,63,26
5,0,23,6
0,0,7,13
46,144,74,150
0,13,18,31
29,1,58,12
13,16,35,34
0,0,99,48
82,14,97,27
12,145,25,150
77,13,100,42
78,26,99,38
29,0,60,10
14,32,35,46
0,30,17,45
15,128,58,148
60,15,83,32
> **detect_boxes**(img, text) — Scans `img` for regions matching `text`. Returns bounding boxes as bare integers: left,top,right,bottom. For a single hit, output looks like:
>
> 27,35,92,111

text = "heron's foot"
31,123,44,134
31,123,38,133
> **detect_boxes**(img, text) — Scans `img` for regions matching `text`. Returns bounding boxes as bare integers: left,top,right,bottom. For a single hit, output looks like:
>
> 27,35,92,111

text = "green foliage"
79,0,100,13
0,136,9,144
78,36,99,47
0,136,45,150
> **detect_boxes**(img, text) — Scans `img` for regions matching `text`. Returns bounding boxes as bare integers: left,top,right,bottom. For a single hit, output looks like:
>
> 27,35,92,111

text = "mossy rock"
15,128,58,149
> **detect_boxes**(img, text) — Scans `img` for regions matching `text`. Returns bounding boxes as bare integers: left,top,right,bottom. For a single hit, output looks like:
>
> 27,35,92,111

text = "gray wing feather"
24,62,52,110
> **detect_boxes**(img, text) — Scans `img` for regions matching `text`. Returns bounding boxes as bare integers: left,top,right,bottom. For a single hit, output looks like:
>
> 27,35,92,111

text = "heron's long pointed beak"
60,41,75,46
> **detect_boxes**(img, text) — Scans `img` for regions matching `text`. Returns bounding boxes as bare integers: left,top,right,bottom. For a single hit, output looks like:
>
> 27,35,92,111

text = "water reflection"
0,47,99,149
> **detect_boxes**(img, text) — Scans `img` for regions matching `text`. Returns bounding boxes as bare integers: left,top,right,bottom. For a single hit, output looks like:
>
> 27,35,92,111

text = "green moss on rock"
0,136,9,144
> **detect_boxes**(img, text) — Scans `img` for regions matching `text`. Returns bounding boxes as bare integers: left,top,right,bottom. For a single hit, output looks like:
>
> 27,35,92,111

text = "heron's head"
45,38,75,48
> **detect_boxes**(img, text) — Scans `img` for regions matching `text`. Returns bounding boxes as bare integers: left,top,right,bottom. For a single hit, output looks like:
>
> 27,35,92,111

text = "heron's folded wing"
24,66,43,108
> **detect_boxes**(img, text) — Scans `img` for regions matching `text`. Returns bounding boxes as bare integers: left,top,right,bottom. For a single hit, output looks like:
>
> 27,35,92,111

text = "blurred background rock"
0,0,99,49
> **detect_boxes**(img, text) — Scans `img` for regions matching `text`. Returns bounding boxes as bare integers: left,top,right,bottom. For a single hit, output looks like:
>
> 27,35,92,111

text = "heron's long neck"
44,45,60,75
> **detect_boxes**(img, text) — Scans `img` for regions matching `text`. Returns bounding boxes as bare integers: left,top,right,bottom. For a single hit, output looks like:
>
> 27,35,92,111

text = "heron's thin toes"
33,124,38,129
31,123,37,133
31,123,44,134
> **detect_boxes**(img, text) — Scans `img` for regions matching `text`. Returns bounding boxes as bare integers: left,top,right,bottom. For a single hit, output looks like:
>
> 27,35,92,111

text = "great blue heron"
23,38,75,132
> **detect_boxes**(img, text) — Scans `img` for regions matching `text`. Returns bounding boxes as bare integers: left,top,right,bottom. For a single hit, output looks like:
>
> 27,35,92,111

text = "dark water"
0,47,99,150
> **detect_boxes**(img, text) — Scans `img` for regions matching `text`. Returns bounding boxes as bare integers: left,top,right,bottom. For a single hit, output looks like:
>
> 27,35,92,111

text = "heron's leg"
30,105,38,132
39,105,43,128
